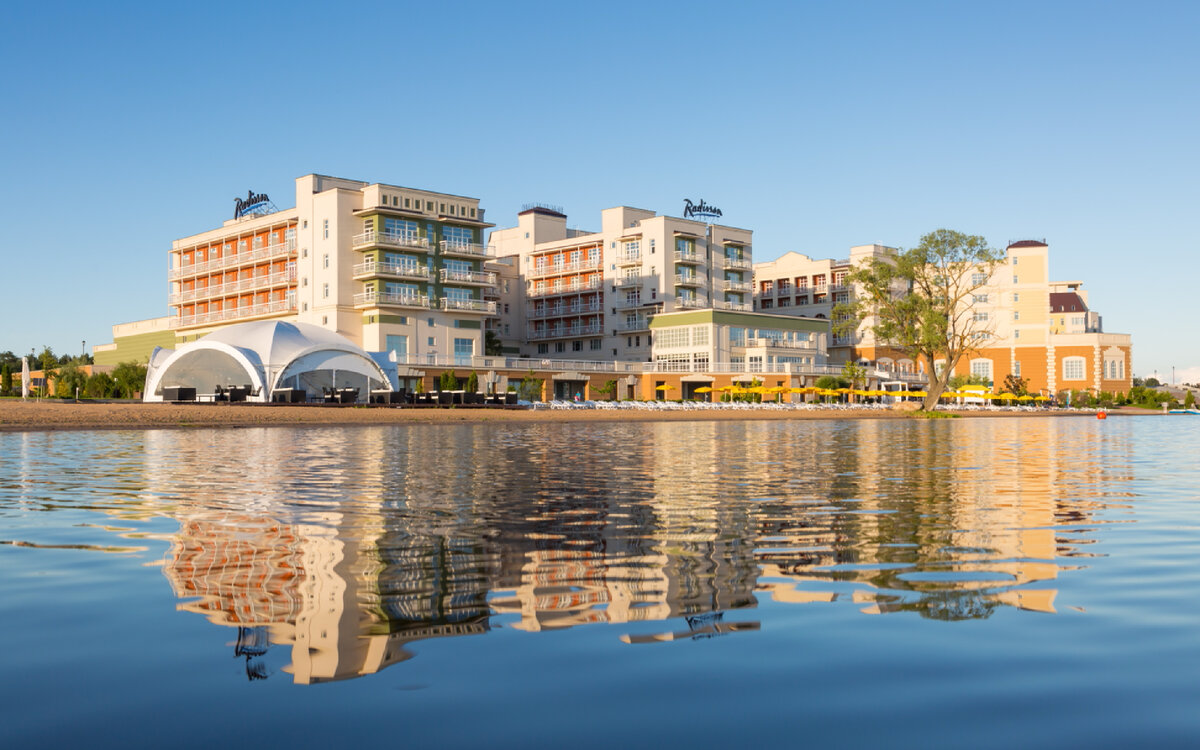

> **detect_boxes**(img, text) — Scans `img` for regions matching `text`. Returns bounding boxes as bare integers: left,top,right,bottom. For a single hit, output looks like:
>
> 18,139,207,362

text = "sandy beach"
0,400,1135,432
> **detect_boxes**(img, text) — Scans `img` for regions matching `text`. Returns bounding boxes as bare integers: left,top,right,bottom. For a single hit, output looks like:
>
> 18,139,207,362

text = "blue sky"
2,1,1196,382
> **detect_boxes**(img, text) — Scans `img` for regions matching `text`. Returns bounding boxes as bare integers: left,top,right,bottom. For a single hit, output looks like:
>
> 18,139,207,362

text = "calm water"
2,416,1199,748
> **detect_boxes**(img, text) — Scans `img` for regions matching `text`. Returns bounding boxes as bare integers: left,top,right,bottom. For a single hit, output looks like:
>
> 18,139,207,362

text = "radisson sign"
683,198,722,221
233,190,270,219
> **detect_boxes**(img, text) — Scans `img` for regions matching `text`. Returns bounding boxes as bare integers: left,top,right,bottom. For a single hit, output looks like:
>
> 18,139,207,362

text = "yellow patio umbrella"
1034,395,1050,401
1017,394,1034,402
694,386,714,393
910,390,928,397
655,384,676,391
996,392,1017,400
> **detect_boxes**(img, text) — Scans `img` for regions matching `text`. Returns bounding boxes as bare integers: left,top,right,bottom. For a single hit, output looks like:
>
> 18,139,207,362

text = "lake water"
2,416,1199,748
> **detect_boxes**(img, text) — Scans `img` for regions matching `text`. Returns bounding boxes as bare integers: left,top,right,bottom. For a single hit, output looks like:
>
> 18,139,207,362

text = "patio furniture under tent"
143,320,397,403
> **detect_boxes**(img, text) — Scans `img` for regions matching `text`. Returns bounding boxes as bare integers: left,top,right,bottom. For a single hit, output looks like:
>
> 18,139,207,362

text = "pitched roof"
1050,292,1087,312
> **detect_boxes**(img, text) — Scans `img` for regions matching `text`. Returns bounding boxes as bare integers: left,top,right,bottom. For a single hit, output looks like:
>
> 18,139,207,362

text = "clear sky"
2,1,1197,383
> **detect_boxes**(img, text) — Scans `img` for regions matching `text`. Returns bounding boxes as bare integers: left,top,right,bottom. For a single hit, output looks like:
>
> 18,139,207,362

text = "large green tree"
837,229,1005,410
111,361,148,399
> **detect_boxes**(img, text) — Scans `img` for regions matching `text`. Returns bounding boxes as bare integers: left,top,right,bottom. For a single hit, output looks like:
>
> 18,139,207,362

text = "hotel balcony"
527,278,604,297
169,239,297,280
169,269,296,304
674,274,704,287
439,241,493,259
722,257,752,271
743,337,819,351
528,301,603,319
353,291,433,310
614,250,642,266
614,296,651,310
614,275,641,288
720,279,753,293
673,250,703,265
616,317,650,332
352,260,431,282
528,322,604,340
171,299,295,329
713,299,753,312
351,230,430,252
441,297,497,314
439,268,497,286
674,296,707,309
528,257,604,278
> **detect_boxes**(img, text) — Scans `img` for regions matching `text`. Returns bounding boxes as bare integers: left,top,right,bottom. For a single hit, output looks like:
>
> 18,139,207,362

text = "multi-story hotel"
753,239,1133,395
99,174,498,367
488,204,754,361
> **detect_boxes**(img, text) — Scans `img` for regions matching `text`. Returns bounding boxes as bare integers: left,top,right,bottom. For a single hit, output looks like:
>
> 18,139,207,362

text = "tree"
38,347,59,397
1185,390,1195,409
1,362,10,396
84,371,116,398
1144,377,1161,388
838,229,1005,410
1001,374,1029,396
439,370,459,391
841,360,867,390
517,371,543,402
111,361,148,399
594,379,618,401
466,370,479,393
56,361,88,398
484,330,503,356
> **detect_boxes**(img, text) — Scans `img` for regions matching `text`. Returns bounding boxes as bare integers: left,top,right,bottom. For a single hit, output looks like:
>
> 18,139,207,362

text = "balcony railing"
674,296,708,309
440,268,497,286
722,256,752,270
614,276,641,288
742,337,819,350
439,241,493,259
674,274,704,287
171,299,295,329
351,231,429,252
528,257,604,277
720,279,753,293
713,300,753,312
352,260,431,280
673,250,702,264
528,278,604,297
440,297,497,314
353,291,433,309
527,322,604,340
528,301,603,319
616,317,650,331
169,269,296,304
170,240,297,280
614,251,642,266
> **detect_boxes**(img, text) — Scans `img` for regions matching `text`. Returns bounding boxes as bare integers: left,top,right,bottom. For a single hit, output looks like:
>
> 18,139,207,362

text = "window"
572,341,582,352
453,338,473,364
1012,257,1019,265
590,339,602,350
1013,275,1018,284
322,283,329,298
971,272,987,286
1013,292,1019,302
322,315,328,325
1014,311,1020,321
428,337,434,346
537,343,549,354
322,220,329,239
1063,357,1085,380
692,326,709,346
386,335,408,357
973,311,988,322
657,328,689,348
555,342,565,353
302,277,308,287
1014,330,1020,339
970,359,993,382
322,254,329,269
973,294,988,303
1013,361,1021,376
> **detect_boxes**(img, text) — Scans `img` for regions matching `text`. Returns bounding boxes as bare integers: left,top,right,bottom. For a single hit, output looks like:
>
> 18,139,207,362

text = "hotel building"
488,205,754,362
752,240,1133,396
99,174,498,367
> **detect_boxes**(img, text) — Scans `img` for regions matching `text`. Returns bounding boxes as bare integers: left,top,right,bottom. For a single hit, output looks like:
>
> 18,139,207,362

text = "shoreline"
0,400,1146,433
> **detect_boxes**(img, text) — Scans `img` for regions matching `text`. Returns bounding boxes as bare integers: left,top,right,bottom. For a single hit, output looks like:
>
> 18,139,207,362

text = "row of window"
966,356,1126,382
535,339,605,354
759,272,842,294
378,193,478,219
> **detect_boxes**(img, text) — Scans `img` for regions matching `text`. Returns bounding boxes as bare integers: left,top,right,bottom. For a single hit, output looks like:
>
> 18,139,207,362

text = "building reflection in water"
139,417,1131,683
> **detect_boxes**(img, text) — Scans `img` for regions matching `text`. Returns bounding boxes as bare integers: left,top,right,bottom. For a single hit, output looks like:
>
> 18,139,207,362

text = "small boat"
1168,408,1200,415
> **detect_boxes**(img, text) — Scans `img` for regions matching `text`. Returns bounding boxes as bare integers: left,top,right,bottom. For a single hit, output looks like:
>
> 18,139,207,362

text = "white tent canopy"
144,320,395,403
